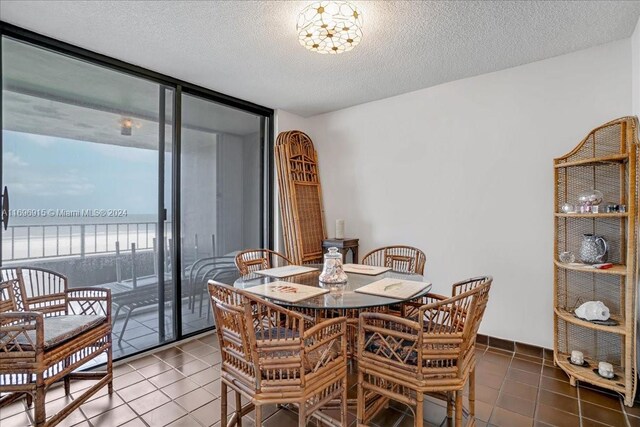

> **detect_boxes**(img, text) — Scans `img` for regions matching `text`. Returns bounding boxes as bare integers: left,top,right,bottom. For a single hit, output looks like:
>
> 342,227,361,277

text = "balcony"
3,219,238,359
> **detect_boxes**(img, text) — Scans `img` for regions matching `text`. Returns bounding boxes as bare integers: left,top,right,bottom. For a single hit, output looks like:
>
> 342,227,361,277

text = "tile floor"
111,300,213,359
1,335,640,427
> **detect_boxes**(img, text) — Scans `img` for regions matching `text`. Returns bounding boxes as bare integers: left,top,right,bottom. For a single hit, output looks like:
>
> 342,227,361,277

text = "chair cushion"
364,332,418,365
254,326,299,340
17,315,106,349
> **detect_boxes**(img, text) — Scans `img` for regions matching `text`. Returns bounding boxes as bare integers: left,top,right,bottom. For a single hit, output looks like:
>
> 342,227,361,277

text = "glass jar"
577,189,603,213
319,247,348,284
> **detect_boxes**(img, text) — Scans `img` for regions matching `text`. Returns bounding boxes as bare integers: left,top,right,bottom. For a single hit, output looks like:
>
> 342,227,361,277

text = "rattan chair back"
1,266,68,315
208,281,256,385
0,267,113,427
0,280,18,313
234,249,294,276
357,277,492,427
361,245,426,274
208,279,348,426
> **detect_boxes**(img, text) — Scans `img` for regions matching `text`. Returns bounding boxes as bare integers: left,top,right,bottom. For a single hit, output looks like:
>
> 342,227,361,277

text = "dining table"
233,263,431,313
233,264,431,422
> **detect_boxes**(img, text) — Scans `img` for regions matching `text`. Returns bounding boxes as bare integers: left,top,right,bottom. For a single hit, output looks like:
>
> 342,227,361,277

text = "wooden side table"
322,238,359,263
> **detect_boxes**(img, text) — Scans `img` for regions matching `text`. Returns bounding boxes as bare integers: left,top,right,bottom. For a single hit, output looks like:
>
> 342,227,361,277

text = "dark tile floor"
2,336,639,427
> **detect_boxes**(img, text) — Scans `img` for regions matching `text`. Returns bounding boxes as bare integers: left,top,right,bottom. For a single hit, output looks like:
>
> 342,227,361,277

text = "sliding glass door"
180,93,264,335
1,37,174,358
0,30,272,358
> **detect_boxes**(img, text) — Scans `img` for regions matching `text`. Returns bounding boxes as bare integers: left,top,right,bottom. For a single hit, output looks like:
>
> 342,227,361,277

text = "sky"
3,130,159,216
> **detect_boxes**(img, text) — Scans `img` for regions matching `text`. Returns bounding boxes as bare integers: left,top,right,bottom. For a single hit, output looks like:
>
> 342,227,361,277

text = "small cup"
570,350,584,365
559,251,575,264
591,205,599,214
606,204,619,213
598,361,614,378
561,202,575,214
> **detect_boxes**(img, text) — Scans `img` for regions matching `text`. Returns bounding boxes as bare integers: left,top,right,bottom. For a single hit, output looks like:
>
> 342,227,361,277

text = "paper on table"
342,264,391,276
244,281,329,303
254,265,318,278
354,278,430,300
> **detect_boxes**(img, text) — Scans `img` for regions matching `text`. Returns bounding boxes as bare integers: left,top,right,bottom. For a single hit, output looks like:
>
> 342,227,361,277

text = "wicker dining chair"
0,267,112,427
362,245,427,316
361,245,426,275
402,276,492,324
357,277,492,427
234,249,294,276
208,280,348,427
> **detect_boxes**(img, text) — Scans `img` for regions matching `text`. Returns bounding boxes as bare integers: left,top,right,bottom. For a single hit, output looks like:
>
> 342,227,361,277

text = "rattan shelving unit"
554,117,640,406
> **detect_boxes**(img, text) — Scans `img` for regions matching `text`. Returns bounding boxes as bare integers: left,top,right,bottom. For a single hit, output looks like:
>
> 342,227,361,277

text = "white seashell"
575,301,610,321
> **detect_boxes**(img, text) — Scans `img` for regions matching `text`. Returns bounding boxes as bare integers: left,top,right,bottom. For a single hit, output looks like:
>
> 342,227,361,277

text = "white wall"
295,39,631,348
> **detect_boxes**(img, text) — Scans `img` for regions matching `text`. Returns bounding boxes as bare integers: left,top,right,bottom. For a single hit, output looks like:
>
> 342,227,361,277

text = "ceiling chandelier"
297,1,363,54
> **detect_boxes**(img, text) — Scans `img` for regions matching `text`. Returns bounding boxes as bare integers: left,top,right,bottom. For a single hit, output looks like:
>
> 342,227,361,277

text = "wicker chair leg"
469,369,476,419
415,393,424,427
357,370,365,426
235,391,242,427
254,404,262,426
221,382,228,426
298,404,306,427
447,392,453,419
455,391,463,427
341,376,348,427
107,345,114,395
25,393,33,408
34,382,46,427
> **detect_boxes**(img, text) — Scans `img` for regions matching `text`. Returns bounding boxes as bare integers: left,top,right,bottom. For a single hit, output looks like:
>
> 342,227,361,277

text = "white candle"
335,219,345,239
598,361,614,378
570,350,584,365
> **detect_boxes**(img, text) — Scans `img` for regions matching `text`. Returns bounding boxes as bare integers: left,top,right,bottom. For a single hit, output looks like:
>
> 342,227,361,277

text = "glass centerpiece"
319,247,348,287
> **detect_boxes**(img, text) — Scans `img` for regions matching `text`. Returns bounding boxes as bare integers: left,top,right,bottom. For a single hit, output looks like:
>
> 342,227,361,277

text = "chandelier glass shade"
297,1,363,54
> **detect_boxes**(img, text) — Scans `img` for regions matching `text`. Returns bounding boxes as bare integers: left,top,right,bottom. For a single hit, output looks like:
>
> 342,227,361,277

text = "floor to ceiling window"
0,29,273,359
180,93,264,335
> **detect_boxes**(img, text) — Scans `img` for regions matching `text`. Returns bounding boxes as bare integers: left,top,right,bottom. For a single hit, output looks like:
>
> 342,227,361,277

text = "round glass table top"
233,264,431,310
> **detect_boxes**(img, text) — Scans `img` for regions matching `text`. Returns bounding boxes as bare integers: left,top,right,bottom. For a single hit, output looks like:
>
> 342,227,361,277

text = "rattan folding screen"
554,116,639,406
275,130,327,264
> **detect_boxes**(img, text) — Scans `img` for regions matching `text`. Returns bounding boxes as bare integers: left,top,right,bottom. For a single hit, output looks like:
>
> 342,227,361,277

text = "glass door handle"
2,186,9,231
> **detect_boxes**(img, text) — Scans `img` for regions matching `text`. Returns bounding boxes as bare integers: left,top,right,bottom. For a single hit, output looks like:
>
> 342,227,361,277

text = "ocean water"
2,213,169,261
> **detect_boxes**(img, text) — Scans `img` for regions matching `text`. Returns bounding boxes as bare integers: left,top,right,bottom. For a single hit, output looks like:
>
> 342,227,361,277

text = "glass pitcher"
579,234,608,264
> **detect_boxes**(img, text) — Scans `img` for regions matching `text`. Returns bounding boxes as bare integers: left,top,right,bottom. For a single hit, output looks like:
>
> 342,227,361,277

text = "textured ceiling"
1,1,640,117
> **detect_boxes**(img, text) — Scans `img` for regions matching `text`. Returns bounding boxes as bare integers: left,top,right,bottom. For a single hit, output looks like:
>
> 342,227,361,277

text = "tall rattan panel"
553,116,639,406
275,131,327,264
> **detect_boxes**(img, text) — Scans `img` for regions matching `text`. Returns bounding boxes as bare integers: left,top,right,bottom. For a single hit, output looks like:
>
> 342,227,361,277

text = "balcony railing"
2,221,169,261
